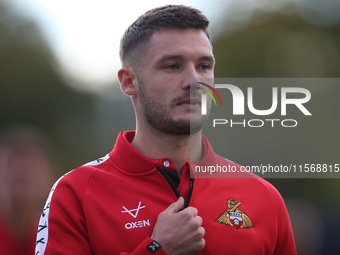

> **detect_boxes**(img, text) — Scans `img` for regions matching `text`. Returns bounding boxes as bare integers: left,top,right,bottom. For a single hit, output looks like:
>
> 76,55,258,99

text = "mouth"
177,98,201,106
176,98,201,111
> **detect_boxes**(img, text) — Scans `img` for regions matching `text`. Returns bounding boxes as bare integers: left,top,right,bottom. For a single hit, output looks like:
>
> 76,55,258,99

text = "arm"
36,173,204,255
35,171,93,255
268,185,297,255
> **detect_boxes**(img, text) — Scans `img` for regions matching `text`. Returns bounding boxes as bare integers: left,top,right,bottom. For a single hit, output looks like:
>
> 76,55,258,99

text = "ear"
118,67,137,96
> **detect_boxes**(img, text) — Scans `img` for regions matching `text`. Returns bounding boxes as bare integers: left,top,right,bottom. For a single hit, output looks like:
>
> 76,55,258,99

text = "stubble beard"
137,76,210,135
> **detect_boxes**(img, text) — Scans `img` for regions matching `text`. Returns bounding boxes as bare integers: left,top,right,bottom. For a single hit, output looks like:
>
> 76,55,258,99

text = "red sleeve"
120,237,168,255
35,169,168,255
266,183,297,255
35,170,93,255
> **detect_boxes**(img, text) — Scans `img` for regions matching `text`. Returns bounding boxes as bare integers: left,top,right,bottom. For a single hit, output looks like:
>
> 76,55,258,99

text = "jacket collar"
109,131,219,174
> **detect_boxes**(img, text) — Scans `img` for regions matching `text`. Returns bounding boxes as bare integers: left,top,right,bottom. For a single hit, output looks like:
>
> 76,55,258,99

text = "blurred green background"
0,1,340,254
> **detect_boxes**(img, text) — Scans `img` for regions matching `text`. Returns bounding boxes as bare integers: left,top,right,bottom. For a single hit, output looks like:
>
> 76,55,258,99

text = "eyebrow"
155,54,215,66
200,55,215,63
155,55,183,65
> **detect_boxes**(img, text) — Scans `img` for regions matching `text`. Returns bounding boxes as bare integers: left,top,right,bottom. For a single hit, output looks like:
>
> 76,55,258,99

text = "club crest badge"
216,198,253,230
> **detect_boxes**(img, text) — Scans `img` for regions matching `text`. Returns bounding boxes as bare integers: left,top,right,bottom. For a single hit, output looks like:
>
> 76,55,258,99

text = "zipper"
156,166,194,211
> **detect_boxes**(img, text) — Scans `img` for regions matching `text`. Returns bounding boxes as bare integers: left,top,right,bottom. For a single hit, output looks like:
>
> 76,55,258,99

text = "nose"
181,64,199,91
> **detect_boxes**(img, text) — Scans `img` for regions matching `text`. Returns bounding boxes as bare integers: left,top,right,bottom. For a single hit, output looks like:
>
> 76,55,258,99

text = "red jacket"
36,131,296,254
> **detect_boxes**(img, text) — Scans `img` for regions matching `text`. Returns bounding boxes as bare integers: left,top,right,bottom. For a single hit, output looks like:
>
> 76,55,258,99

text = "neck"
131,126,203,174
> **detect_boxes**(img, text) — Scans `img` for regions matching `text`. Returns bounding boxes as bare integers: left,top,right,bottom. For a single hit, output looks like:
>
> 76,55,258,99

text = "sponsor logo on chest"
121,201,151,230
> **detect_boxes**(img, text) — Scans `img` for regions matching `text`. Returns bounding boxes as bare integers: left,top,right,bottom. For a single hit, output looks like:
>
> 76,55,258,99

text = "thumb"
164,197,185,214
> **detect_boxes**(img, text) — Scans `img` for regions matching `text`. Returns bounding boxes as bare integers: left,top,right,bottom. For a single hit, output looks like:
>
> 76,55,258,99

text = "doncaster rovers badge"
216,198,253,229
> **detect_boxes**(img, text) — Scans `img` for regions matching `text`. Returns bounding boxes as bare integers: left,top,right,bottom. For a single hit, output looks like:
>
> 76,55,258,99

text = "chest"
83,173,277,254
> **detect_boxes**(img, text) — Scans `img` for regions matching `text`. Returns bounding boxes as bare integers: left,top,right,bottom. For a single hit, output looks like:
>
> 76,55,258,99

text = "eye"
199,64,210,70
165,64,179,70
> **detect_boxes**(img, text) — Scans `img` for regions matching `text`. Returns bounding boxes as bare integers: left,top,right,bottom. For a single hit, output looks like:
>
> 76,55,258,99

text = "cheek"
142,82,171,99
140,73,180,104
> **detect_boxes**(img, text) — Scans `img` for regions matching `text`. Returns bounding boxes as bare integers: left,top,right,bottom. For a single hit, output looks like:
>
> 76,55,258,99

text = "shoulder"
216,155,286,205
50,154,112,201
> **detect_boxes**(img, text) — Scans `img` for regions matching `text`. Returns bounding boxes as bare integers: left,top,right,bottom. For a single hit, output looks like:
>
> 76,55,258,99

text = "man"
0,126,54,255
36,5,296,255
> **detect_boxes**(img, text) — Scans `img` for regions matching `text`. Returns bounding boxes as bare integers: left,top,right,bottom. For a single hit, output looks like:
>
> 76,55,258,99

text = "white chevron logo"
121,201,146,218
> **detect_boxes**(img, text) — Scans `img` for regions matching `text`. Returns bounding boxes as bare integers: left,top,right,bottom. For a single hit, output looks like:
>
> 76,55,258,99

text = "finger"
199,226,205,238
163,197,185,214
181,206,198,217
195,215,203,227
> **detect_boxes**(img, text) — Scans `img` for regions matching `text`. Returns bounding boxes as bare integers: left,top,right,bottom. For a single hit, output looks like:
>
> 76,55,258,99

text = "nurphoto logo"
195,79,312,128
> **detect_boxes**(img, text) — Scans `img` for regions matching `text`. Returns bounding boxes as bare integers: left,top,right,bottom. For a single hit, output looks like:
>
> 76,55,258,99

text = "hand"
151,197,205,255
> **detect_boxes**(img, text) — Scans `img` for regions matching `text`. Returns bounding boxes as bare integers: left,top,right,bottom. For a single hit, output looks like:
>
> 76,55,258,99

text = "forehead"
142,28,213,64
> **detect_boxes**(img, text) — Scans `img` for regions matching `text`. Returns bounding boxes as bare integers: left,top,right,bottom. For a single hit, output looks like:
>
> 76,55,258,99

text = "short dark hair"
119,5,210,68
